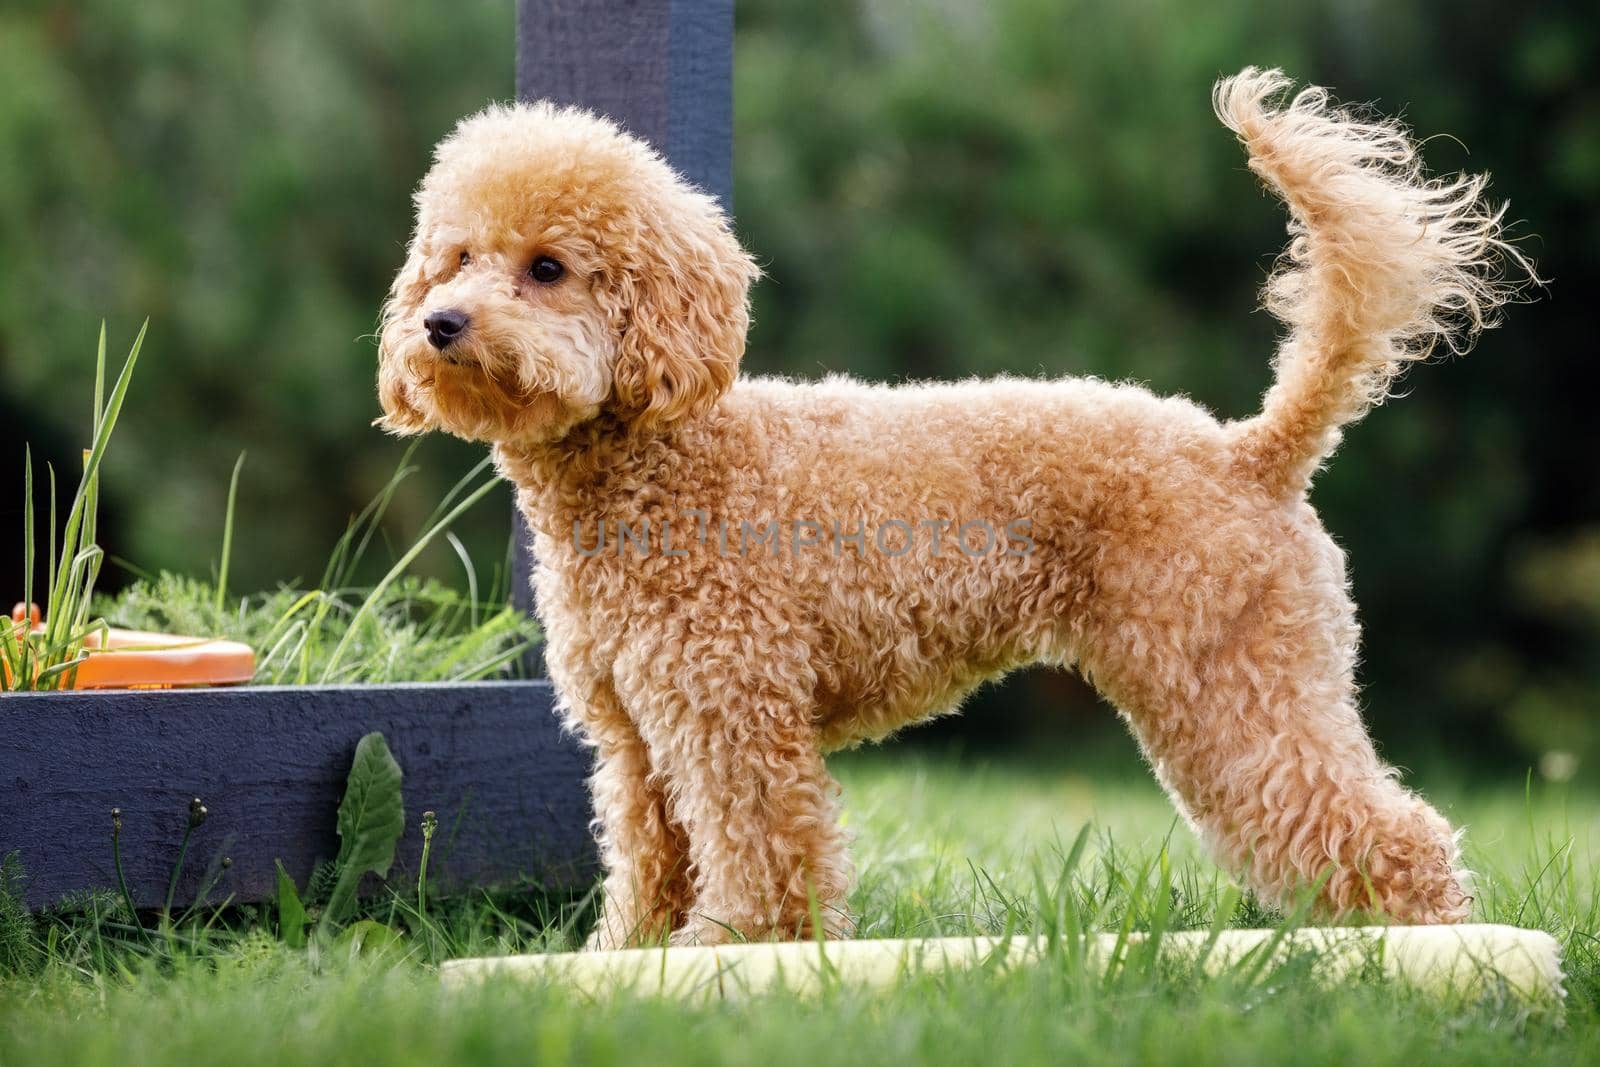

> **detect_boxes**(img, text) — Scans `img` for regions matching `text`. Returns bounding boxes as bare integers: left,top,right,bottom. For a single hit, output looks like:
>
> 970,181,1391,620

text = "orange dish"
7,603,255,689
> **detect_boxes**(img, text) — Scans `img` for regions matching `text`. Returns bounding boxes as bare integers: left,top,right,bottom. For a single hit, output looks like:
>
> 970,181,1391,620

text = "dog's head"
377,102,759,443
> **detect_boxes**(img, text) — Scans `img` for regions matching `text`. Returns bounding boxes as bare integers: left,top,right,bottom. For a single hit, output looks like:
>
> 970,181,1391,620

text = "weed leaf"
334,918,407,963
275,860,307,950
320,732,405,933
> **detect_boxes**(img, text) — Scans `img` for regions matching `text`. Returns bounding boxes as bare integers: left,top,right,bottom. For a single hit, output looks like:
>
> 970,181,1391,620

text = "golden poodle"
378,69,1530,947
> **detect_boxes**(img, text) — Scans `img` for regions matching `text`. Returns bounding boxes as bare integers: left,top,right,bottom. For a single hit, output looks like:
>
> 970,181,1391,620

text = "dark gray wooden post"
516,0,733,205
510,0,735,643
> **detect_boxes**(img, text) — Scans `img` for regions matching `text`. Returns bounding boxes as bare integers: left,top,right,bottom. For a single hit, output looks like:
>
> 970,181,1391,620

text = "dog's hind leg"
575,680,694,950
616,639,853,944
1087,549,1469,924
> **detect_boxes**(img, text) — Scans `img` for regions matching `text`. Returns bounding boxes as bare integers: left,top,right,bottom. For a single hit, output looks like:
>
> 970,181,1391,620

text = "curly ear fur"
375,352,429,434
604,201,760,430
374,244,432,435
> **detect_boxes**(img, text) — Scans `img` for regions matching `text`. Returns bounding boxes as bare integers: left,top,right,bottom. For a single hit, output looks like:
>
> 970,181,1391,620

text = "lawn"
1,746,1597,1066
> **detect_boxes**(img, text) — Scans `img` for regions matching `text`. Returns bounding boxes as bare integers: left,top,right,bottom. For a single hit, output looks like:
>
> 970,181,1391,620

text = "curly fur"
377,70,1530,946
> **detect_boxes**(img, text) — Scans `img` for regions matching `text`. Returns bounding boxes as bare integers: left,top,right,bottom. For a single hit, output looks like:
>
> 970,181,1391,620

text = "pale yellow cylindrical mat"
441,924,1564,1003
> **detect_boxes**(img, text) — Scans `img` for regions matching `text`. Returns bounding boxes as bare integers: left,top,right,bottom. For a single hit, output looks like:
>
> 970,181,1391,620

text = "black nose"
423,308,469,349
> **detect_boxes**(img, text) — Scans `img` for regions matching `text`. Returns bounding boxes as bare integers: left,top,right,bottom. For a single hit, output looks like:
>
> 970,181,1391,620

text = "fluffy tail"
1215,68,1534,498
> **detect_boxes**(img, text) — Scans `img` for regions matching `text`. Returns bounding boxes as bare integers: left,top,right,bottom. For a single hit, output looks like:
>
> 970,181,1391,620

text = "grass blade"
322,442,421,590
417,454,495,536
46,465,56,620
22,445,33,618
92,321,106,438
317,476,500,683
443,531,479,631
45,321,146,654
215,452,247,614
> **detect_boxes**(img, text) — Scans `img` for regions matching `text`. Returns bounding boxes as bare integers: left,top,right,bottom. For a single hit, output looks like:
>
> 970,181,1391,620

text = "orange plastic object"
7,602,254,689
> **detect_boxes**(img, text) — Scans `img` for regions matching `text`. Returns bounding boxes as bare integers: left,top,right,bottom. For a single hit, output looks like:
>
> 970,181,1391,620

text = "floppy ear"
375,348,429,434
605,207,759,430
374,245,432,435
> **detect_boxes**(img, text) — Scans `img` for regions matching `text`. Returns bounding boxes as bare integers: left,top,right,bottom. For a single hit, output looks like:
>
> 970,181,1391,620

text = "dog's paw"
667,916,739,948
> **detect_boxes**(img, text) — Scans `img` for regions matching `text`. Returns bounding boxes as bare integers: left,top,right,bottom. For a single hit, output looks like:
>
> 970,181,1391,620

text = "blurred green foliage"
1,0,1594,767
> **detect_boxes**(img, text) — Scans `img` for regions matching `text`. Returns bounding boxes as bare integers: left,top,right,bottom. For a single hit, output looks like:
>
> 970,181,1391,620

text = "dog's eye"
458,251,470,267
530,256,564,284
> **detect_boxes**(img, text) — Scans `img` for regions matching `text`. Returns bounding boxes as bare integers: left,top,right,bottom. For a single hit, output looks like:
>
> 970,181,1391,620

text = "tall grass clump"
3,322,145,691
98,446,538,686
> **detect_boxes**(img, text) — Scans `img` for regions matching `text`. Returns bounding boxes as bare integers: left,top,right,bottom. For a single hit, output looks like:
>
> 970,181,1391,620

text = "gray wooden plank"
0,681,596,911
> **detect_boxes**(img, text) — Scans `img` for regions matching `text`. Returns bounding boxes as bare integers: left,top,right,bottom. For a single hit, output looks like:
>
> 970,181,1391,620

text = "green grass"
2,749,1597,1066
97,570,538,687
90,449,540,687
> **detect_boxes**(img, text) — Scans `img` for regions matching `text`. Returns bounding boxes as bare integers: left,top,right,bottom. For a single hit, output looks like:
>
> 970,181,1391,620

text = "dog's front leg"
616,650,853,945
570,680,693,950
